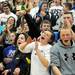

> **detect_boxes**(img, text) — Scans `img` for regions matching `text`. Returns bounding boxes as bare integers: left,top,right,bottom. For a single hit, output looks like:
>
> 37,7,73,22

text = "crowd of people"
0,0,75,75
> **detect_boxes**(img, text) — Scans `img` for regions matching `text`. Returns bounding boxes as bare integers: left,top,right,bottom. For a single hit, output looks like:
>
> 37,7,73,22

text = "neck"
55,3,60,6
5,11,10,15
40,42,48,46
61,40,72,46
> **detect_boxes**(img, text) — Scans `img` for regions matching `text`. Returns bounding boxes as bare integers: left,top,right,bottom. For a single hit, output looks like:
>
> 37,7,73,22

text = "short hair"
3,1,11,9
40,20,51,28
64,11,73,18
59,26,73,35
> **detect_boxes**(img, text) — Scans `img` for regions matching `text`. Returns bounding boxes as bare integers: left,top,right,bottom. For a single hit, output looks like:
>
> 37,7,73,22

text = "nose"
64,35,67,39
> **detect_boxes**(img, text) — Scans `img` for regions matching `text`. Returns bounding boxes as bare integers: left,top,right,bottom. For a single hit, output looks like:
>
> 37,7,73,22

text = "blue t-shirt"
3,45,16,58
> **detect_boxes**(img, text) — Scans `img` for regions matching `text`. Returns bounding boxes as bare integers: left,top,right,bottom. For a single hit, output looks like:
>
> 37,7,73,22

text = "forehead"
10,33,15,35
42,3,48,7
42,23,50,26
8,17,14,20
60,29,71,35
63,14,72,18
44,31,51,36
18,34,25,38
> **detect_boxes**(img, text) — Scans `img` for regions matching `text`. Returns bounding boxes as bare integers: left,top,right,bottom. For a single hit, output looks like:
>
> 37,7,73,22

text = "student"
12,33,31,75
23,31,52,75
0,1,17,26
1,33,32,75
40,20,52,31
50,27,75,75
0,32,16,75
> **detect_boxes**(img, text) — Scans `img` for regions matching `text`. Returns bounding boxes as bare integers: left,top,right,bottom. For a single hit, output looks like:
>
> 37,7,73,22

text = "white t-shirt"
24,42,52,75
49,5,63,19
49,5,63,14
0,12,17,25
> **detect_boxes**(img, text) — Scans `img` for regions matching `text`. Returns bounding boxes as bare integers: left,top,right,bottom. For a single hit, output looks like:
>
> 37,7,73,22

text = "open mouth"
18,42,21,45
41,36,45,39
64,40,69,42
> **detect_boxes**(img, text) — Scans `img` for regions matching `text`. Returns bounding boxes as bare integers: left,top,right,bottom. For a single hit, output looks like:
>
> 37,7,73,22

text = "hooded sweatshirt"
50,40,75,75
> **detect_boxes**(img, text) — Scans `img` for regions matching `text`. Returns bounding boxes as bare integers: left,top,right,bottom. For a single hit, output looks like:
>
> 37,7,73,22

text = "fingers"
13,68,20,75
0,63,4,71
34,38,38,50
2,70,9,75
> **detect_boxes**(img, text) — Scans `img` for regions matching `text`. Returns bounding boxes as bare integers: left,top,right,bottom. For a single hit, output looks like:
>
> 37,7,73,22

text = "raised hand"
34,38,38,50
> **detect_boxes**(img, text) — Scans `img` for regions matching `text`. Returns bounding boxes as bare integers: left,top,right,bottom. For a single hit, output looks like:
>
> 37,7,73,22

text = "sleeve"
24,13,41,39
50,45,61,67
23,42,35,53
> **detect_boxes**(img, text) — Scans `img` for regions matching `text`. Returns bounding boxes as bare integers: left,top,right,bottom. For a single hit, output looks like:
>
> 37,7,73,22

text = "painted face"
40,31,52,43
6,17,15,30
41,23,51,31
24,23,29,32
17,34,26,46
60,29,72,45
9,32,16,44
7,17,15,25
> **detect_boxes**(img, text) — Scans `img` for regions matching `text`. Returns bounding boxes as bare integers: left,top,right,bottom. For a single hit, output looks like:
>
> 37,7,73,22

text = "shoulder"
50,42,60,52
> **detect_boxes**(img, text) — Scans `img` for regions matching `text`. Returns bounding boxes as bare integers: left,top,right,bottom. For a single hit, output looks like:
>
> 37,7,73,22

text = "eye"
66,34,70,36
21,37,24,40
44,25,46,27
62,34,65,37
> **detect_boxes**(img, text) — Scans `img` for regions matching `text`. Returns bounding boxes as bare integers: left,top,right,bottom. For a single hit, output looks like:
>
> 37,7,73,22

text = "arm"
24,13,41,39
50,45,61,67
35,40,50,69
50,64,62,75
50,45,61,74
13,67,20,75
36,49,49,69
0,62,4,71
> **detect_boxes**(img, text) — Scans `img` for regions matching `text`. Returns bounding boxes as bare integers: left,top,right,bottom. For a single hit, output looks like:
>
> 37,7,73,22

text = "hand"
16,11,26,16
34,38,38,50
50,64,62,75
64,19,71,28
13,68,20,75
19,42,28,52
2,70,9,75
36,16,40,22
0,63,4,71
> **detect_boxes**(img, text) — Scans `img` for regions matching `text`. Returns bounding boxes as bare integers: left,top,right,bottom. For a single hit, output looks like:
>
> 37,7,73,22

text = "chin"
63,41,70,46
